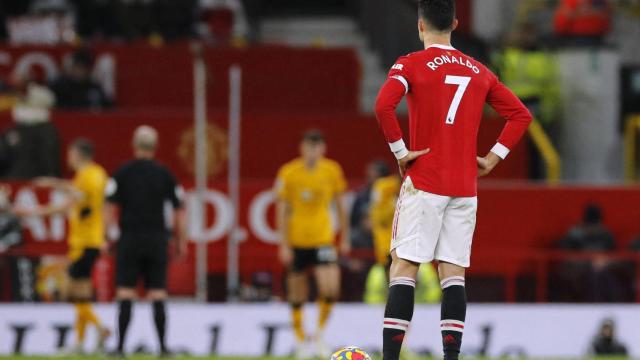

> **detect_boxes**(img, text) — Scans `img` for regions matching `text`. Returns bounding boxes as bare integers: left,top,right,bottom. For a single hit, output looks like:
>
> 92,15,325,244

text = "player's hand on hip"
278,244,293,266
476,152,501,177
397,148,430,177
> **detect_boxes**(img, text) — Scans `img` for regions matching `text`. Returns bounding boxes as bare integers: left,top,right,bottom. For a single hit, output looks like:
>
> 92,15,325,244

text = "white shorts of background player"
391,176,477,268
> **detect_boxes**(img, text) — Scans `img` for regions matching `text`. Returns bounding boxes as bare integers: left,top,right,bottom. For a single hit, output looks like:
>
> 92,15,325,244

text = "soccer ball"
330,346,371,360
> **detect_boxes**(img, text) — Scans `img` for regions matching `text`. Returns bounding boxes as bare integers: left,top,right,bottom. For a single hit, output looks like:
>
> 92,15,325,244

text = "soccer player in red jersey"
374,1,532,360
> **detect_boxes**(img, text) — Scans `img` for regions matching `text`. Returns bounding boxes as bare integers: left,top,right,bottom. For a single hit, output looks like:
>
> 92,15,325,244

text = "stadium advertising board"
0,303,638,357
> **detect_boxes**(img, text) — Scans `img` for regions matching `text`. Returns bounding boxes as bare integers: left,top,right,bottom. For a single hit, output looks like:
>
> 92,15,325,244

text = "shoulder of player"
319,158,344,173
77,163,104,181
393,51,422,67
373,175,399,191
89,163,108,179
112,160,137,176
153,161,177,178
277,158,304,176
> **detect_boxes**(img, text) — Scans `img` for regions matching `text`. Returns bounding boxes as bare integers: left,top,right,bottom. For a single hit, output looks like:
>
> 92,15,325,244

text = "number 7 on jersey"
444,75,471,125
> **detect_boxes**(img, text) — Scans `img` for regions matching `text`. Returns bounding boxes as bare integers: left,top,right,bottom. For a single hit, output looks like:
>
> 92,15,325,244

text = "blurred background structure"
1,0,640,358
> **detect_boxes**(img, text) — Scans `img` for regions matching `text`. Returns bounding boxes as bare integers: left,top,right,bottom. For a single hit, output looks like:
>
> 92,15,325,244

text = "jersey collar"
426,44,456,51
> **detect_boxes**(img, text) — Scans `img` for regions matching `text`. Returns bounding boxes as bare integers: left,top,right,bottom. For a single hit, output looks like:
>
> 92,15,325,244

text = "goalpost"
192,44,208,302
192,43,242,302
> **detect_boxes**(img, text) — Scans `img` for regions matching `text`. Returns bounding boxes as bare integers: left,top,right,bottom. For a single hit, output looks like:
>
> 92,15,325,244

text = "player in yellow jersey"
370,173,401,268
275,130,349,359
34,139,111,354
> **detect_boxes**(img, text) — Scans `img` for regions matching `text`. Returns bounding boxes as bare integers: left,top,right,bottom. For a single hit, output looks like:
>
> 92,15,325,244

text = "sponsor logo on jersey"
426,55,480,74
391,63,404,70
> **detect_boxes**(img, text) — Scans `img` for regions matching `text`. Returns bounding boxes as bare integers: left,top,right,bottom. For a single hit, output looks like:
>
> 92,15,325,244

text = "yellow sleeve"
73,172,92,204
274,165,291,201
332,163,347,194
369,182,383,226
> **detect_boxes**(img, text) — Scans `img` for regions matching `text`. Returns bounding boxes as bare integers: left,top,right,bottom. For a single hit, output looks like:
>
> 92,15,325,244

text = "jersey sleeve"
332,163,347,195
274,165,291,202
374,56,413,160
165,170,184,209
485,74,533,159
105,168,122,204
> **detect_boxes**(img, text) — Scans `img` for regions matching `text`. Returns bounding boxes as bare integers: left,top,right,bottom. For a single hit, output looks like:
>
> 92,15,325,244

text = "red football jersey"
375,44,532,197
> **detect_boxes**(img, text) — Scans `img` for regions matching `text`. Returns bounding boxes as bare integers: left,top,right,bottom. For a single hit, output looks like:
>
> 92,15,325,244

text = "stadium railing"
624,114,640,181
528,118,561,184
472,250,640,303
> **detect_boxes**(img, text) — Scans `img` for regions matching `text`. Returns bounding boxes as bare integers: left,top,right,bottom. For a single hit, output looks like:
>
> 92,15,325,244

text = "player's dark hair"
583,203,602,224
418,0,456,32
71,138,95,159
372,159,391,177
302,129,325,144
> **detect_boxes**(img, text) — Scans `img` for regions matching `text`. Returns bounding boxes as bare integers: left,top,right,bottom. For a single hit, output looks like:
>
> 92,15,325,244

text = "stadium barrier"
527,119,561,183
0,303,638,357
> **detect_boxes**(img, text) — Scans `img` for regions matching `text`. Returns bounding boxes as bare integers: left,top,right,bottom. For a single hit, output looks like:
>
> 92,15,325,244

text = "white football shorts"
391,176,477,267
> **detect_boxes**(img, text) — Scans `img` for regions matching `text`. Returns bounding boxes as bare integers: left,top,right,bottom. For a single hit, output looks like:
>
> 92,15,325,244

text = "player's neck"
135,151,155,160
74,160,91,172
421,33,453,50
303,158,319,169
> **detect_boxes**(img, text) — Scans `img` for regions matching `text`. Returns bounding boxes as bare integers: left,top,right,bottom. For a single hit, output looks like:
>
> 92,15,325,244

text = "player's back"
68,162,108,258
389,45,497,197
111,159,176,232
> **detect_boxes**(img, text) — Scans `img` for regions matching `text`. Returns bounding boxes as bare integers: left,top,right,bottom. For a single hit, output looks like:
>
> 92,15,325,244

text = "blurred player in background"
369,167,400,270
374,1,532,359
0,185,23,253
105,125,186,357
33,139,111,354
275,130,349,359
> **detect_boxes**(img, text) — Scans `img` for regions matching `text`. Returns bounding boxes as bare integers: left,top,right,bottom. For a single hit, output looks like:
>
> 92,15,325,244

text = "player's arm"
275,198,292,266
332,164,350,255
171,186,187,258
103,175,121,247
481,77,533,176
335,191,350,255
165,172,188,258
374,59,430,177
274,172,293,266
29,177,82,216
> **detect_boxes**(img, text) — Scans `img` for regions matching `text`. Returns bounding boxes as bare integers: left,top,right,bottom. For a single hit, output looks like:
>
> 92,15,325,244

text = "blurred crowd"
0,0,253,45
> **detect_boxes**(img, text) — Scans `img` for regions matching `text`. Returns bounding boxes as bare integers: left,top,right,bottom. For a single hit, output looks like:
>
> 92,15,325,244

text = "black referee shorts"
68,248,100,280
116,232,169,289
290,245,338,273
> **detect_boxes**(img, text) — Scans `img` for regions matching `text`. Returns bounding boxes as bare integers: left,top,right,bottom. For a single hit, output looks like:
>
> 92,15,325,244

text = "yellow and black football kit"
370,175,401,266
275,157,347,271
67,162,108,279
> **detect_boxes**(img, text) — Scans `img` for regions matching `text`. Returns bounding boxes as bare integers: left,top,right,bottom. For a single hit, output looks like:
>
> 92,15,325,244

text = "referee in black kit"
105,125,187,357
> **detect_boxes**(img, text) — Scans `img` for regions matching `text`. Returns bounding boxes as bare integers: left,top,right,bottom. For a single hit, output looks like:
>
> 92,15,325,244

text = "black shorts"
116,232,168,289
68,248,100,279
290,246,338,273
